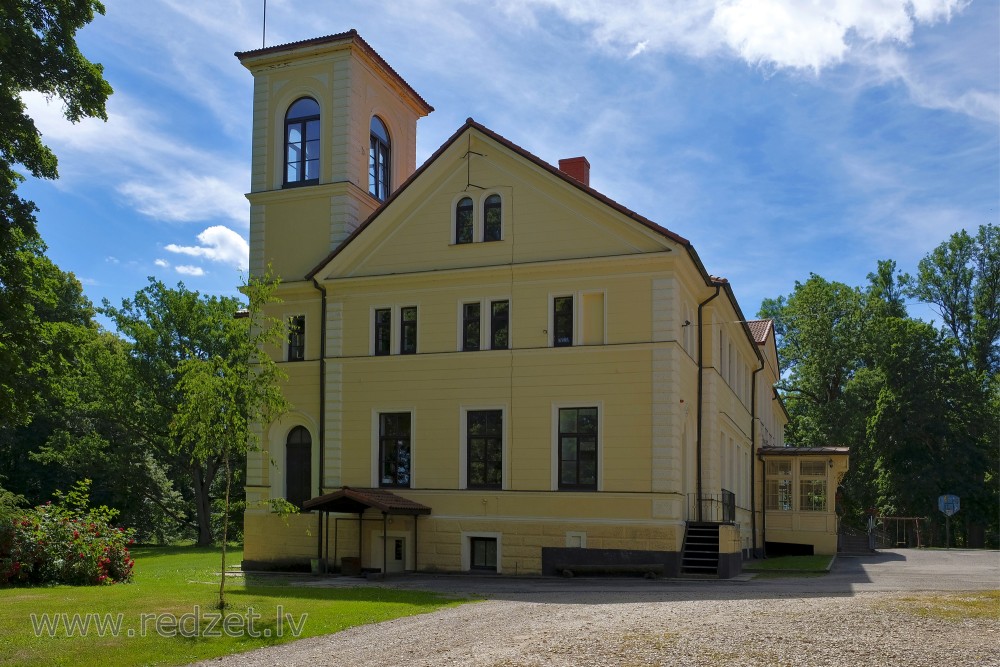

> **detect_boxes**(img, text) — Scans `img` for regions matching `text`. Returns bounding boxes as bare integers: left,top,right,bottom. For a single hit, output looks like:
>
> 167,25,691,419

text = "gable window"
369,116,391,201
374,308,391,356
553,296,574,347
483,194,502,242
490,300,509,350
462,302,481,351
400,306,417,354
467,410,502,489
287,315,305,362
285,426,312,509
558,407,598,490
455,197,473,244
379,412,411,488
799,460,828,511
284,98,320,186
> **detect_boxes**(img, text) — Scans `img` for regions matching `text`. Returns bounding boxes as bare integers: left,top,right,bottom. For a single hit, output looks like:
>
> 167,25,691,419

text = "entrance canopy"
302,486,431,515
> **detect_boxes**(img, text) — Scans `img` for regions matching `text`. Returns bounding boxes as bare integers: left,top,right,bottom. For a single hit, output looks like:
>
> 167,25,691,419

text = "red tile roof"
747,319,774,345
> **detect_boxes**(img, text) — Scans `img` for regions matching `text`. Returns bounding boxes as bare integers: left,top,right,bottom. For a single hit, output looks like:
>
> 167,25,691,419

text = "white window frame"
451,193,476,245
284,312,306,362
371,304,418,356
479,191,504,242
458,405,509,490
456,297,512,351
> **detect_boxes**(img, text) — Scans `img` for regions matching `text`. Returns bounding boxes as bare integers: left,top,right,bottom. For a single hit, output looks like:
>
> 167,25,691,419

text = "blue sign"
938,494,960,517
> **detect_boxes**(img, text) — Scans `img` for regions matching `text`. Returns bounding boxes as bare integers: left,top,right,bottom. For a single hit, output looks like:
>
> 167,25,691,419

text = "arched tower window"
369,116,391,200
455,197,473,244
483,194,502,242
285,426,312,509
284,98,320,186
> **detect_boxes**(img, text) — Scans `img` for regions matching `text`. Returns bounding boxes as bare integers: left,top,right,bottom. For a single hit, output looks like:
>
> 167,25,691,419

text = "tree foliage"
0,0,112,427
170,272,288,608
905,223,999,377
101,280,251,546
761,227,998,546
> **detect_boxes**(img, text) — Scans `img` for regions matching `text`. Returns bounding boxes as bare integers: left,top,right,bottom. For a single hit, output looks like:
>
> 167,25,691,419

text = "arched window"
369,116,391,201
285,426,312,509
483,194,502,242
284,98,320,186
455,197,473,244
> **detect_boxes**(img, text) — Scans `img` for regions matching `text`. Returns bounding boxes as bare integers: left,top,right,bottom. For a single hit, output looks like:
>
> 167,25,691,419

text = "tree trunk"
192,461,217,546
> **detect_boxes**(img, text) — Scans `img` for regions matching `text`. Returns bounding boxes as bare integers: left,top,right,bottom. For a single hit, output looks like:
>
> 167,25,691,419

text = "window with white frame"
799,460,828,511
459,299,510,351
552,295,573,347
452,193,503,244
466,409,502,489
765,460,792,511
558,407,598,490
287,315,305,362
373,306,417,356
378,412,411,488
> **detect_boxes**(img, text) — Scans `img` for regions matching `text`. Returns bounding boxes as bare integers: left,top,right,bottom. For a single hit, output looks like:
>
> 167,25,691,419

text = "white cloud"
175,265,206,276
154,259,170,268
164,226,249,270
507,0,967,71
21,91,249,225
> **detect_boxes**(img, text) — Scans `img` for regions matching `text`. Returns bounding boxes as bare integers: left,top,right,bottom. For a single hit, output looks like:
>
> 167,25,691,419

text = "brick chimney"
558,156,590,187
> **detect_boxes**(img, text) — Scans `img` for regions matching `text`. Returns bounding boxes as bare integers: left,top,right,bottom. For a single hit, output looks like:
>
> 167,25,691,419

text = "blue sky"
19,0,999,325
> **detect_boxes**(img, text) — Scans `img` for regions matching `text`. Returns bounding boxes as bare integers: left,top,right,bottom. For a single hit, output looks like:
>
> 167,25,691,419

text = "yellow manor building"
236,31,849,578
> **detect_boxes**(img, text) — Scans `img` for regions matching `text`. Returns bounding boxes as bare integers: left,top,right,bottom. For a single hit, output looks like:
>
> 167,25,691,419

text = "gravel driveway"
197,550,1000,667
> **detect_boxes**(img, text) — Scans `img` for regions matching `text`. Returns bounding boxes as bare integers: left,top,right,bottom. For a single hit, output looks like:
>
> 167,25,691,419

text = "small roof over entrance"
302,486,431,515
758,446,849,456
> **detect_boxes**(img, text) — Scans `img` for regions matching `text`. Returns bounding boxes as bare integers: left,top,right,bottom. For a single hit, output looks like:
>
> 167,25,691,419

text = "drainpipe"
750,363,763,558
312,277,328,561
695,285,720,523
758,450,767,559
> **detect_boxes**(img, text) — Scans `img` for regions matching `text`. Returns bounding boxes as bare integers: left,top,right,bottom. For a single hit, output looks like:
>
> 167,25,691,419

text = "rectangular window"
467,410,502,489
800,460,828,511
553,296,573,347
400,306,417,354
287,315,305,362
765,460,792,511
374,308,391,356
379,413,411,488
766,480,793,511
463,302,481,351
490,300,509,350
469,537,497,571
558,407,597,490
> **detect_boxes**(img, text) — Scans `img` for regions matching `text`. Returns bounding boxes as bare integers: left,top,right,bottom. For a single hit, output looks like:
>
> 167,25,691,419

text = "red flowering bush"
0,480,135,586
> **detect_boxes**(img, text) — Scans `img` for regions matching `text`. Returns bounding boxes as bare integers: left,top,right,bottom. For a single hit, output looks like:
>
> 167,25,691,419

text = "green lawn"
742,554,834,573
0,546,467,667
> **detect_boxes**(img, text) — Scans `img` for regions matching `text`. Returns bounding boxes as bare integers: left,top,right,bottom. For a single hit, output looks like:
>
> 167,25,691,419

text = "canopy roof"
301,486,431,515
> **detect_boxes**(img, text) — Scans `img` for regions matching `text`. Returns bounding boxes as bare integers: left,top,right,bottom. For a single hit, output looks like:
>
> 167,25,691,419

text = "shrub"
0,480,136,587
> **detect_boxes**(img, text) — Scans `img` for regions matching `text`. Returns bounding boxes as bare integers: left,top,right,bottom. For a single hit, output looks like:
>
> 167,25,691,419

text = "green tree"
0,0,113,426
171,272,288,608
906,224,1000,377
759,274,866,448
102,280,249,546
762,254,997,544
